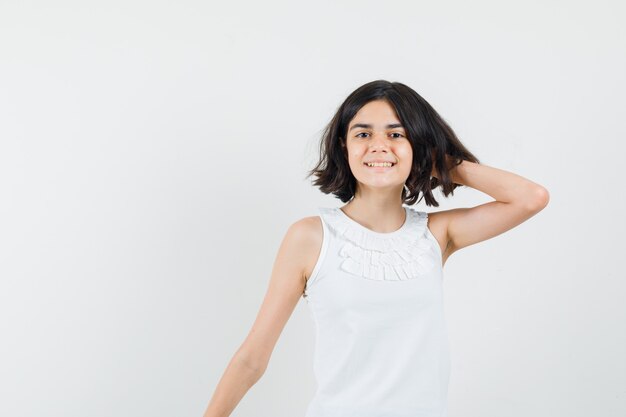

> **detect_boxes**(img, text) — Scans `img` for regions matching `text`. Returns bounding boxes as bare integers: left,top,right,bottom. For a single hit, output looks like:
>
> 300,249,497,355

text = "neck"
341,192,406,233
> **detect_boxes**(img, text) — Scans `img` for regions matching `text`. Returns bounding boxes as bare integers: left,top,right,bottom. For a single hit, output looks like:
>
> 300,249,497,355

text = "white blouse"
303,205,450,417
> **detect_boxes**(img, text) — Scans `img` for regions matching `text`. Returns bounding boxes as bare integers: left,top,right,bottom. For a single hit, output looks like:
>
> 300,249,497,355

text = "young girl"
203,80,549,417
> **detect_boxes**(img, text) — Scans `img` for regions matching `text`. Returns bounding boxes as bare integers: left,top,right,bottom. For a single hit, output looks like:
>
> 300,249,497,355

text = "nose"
368,132,390,150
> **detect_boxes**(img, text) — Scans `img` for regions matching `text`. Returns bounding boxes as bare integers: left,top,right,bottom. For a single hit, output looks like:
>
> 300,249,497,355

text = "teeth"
366,162,394,167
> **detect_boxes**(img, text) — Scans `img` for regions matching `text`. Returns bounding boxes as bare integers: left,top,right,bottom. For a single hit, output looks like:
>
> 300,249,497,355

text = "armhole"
423,211,444,265
303,213,329,297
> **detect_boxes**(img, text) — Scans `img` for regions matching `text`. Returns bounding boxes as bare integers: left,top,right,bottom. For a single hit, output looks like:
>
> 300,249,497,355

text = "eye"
355,132,405,138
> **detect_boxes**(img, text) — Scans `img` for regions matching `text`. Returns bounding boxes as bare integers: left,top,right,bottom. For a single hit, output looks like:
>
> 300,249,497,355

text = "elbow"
526,185,550,212
236,349,268,376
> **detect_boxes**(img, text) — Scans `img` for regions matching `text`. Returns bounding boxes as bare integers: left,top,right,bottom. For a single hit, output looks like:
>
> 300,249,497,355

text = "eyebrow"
349,123,404,131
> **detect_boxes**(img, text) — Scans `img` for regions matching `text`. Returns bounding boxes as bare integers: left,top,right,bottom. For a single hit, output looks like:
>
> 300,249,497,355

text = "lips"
363,161,396,166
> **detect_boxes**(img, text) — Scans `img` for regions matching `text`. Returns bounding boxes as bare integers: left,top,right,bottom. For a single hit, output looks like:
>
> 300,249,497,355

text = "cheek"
348,155,361,170
348,149,366,164
395,146,412,161
397,147,413,170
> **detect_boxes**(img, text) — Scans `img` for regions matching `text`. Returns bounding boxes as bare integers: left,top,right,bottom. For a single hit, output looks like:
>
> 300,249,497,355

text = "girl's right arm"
202,349,265,417
202,216,322,416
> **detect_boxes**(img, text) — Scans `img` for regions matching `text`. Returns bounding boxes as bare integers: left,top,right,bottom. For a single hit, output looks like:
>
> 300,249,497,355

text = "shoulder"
422,208,464,264
287,215,323,242
425,208,455,228
282,215,324,281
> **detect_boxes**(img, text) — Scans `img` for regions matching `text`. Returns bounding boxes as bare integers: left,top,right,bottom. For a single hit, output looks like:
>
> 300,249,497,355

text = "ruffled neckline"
319,205,438,281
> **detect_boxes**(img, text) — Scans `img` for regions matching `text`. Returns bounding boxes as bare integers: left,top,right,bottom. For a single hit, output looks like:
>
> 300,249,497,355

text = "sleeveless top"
302,205,450,417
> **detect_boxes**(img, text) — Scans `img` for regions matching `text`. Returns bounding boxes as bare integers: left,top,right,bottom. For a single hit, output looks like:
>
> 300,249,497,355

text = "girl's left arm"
435,160,549,254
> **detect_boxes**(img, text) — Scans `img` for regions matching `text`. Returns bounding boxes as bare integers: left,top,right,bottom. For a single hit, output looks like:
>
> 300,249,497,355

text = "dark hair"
306,79,480,206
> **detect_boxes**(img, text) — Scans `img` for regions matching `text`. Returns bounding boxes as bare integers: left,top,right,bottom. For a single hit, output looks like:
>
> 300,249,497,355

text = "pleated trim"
320,206,438,281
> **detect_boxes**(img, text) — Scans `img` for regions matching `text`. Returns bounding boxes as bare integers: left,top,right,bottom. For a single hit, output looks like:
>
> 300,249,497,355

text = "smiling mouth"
363,162,396,167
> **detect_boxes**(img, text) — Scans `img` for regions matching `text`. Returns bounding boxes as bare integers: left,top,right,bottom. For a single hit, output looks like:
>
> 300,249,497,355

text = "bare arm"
202,217,320,417
202,353,264,417
432,159,550,257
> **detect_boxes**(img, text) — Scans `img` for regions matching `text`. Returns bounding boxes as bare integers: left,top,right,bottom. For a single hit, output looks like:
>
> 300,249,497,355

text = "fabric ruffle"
320,206,438,281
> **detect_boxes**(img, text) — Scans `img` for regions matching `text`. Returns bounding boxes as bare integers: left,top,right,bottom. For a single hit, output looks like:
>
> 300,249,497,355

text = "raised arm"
202,216,322,417
431,159,550,261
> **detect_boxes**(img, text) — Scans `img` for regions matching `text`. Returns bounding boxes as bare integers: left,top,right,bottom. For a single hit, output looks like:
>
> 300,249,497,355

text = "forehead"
349,100,402,126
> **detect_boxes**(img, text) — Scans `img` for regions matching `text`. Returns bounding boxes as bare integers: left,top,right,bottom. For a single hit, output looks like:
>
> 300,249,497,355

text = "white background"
1,1,624,416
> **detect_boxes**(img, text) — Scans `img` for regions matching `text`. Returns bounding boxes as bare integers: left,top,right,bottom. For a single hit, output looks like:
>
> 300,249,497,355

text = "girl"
203,80,549,417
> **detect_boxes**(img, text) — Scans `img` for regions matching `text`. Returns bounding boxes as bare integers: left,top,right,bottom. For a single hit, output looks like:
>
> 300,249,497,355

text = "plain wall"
0,1,624,416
